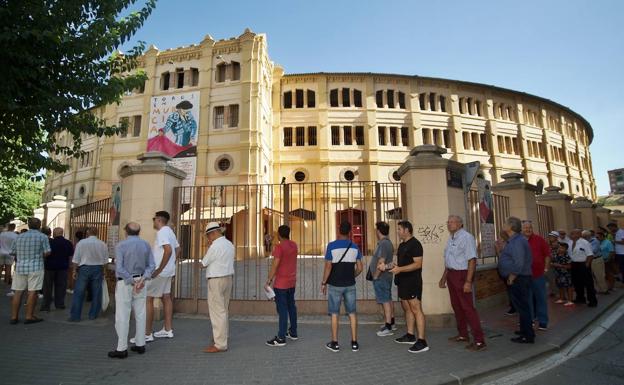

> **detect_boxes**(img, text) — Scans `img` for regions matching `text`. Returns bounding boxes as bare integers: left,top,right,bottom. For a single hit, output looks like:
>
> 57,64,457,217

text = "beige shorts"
12,270,44,291
146,276,172,297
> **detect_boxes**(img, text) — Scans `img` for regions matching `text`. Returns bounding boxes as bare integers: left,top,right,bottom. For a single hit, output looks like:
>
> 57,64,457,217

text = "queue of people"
2,213,622,359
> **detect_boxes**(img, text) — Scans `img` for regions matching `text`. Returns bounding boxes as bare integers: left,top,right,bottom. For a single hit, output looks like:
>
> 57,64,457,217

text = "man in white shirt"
569,229,597,307
144,211,179,341
201,222,235,353
607,222,624,282
69,227,109,321
0,224,18,285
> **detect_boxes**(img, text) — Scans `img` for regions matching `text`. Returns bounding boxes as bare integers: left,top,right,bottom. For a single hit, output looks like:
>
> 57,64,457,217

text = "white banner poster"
476,177,496,257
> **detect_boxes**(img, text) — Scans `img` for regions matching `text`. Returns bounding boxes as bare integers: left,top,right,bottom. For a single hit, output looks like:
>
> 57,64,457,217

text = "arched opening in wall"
344,170,355,181
392,171,401,182
215,154,234,175
559,182,565,190
536,180,544,195
78,185,86,198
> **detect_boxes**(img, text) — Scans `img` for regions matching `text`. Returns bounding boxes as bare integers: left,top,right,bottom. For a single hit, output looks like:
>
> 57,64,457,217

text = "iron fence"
537,204,554,238
467,190,510,264
69,197,111,243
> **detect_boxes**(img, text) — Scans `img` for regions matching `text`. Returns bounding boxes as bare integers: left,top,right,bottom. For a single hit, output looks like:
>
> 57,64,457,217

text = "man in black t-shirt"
383,220,429,354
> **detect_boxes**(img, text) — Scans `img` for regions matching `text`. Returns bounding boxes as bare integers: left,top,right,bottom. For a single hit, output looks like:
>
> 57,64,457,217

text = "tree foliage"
0,0,157,179
0,172,44,224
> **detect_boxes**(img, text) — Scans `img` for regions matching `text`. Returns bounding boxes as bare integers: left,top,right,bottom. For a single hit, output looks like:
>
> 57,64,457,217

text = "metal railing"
467,190,510,264
537,204,554,238
171,182,404,306
69,197,111,243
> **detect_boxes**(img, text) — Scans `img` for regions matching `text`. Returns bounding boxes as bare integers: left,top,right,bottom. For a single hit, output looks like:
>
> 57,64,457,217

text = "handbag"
366,268,373,281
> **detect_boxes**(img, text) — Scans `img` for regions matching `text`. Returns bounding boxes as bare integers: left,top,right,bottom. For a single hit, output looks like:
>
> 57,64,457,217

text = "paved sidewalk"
1,283,622,385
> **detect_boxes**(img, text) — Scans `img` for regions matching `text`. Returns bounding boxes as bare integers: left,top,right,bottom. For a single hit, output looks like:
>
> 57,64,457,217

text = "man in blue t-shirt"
321,221,363,353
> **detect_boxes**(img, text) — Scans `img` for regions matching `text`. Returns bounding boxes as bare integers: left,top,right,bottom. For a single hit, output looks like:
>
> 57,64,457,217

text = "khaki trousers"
207,275,232,350
591,258,608,293
115,278,146,351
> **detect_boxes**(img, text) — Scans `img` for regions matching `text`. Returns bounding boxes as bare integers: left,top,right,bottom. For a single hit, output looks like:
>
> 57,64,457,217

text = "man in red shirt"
265,225,298,346
522,221,551,330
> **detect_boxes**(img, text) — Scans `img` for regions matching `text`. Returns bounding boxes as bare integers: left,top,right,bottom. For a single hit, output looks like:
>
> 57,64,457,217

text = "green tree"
0,0,157,179
0,172,44,224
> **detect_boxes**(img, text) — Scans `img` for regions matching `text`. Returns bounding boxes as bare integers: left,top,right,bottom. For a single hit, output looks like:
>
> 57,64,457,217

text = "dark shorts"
397,276,422,301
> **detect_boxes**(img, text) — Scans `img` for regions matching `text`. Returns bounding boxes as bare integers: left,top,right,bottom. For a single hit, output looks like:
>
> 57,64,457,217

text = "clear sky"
125,0,623,195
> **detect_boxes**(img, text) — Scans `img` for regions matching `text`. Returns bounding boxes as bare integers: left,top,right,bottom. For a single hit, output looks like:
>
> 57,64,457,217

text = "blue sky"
126,0,623,195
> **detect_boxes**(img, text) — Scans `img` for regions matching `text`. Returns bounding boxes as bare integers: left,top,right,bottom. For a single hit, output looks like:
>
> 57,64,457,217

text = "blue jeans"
530,276,548,327
274,287,297,338
509,275,535,339
70,265,103,320
327,284,356,315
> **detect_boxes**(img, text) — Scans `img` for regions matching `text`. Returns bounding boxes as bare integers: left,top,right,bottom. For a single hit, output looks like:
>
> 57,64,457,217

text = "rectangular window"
283,127,292,146
295,89,304,108
471,133,480,150
330,89,339,107
467,98,473,115
498,136,505,153
216,64,226,82
475,100,482,116
343,126,352,145
296,126,305,146
459,98,465,114
429,93,437,111
434,129,443,147
443,130,451,148
355,126,365,145
378,126,386,145
331,126,340,145
307,90,316,108
419,94,426,110
376,90,384,108
214,106,224,129
439,95,446,112
308,126,317,146
353,89,362,107
176,68,184,88
389,127,398,146
480,133,487,151
133,115,142,137
462,132,471,150
191,68,199,86
512,138,519,154
228,104,239,127
398,92,406,109
231,62,241,81
119,117,129,138
401,127,409,146
342,88,350,107
283,91,292,109
161,72,170,90
387,90,395,108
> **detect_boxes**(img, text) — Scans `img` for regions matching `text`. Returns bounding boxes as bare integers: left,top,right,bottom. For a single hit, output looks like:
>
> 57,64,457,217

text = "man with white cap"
201,222,235,353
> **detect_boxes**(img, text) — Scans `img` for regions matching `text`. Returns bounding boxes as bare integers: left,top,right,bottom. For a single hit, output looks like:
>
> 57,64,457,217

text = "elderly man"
108,222,155,359
439,215,485,351
606,222,624,282
570,229,597,307
9,218,51,324
201,222,235,353
498,217,534,343
69,227,109,321
584,230,607,294
522,221,550,331
41,227,74,311
0,223,18,286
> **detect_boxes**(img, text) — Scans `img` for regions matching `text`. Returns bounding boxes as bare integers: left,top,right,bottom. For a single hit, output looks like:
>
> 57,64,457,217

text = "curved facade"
43,29,597,205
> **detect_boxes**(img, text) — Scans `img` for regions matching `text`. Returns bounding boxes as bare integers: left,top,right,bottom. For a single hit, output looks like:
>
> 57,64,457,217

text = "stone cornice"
397,145,464,175
491,172,538,192
118,152,186,180
536,186,572,202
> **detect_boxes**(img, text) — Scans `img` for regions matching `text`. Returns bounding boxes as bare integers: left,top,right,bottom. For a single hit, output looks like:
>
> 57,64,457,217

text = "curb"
437,292,624,385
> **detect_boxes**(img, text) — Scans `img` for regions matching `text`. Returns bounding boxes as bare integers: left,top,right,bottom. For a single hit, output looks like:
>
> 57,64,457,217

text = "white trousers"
592,258,608,293
115,279,147,351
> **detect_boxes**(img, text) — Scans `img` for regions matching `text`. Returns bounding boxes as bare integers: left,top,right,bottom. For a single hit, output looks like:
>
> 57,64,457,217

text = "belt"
118,275,142,281
446,268,467,272
207,275,232,280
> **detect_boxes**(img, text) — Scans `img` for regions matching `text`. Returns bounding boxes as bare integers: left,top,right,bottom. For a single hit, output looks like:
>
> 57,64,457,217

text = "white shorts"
146,276,172,297
11,270,44,291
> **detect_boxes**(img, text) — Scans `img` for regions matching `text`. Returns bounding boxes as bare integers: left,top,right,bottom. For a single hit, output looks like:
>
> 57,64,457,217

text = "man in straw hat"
201,222,235,353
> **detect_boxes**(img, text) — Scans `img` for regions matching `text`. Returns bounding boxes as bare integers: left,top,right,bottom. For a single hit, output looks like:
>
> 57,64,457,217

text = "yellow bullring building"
43,29,597,205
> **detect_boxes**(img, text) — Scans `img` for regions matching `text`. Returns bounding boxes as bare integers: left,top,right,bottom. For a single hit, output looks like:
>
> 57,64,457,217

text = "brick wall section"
475,265,506,300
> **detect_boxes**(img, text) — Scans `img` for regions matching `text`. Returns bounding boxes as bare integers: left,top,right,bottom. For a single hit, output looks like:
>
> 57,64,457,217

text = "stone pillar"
595,205,611,228
44,195,72,233
536,186,574,231
491,172,538,223
397,145,467,326
118,152,186,245
571,197,597,230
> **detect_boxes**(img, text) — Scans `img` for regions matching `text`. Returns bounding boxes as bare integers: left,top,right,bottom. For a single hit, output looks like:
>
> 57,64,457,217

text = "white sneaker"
376,326,394,337
66,289,74,294
153,328,174,338
6,291,14,297
37,293,43,299
130,334,154,344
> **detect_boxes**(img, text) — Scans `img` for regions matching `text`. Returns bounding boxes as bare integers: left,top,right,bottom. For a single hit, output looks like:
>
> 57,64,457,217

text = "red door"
336,208,367,253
